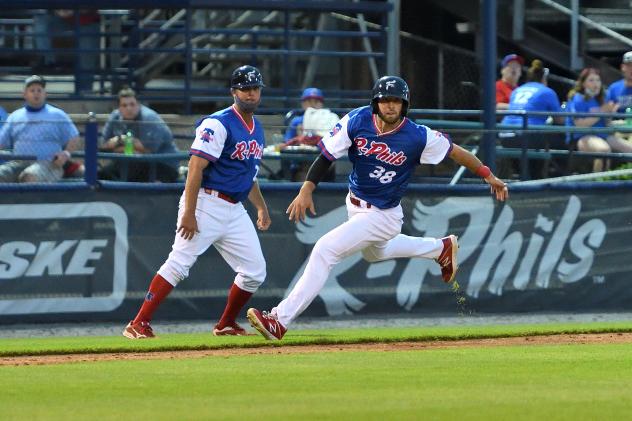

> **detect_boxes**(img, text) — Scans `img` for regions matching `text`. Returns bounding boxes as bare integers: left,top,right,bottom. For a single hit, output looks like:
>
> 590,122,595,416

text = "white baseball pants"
273,193,443,327
158,189,266,293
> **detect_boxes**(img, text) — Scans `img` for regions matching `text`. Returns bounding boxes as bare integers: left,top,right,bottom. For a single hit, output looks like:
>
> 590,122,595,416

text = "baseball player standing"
124,65,270,338
247,76,508,340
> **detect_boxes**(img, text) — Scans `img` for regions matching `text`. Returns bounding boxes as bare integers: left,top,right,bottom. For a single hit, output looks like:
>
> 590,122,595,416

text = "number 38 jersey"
319,106,452,209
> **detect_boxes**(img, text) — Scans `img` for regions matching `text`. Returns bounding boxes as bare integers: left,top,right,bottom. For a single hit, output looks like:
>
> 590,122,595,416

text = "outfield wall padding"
0,182,630,323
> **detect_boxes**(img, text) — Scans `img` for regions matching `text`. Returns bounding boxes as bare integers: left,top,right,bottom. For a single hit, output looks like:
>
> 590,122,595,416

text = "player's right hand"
286,191,316,223
177,212,199,240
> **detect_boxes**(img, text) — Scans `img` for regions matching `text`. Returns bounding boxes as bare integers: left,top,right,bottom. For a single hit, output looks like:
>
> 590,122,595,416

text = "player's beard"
377,110,402,125
235,96,260,114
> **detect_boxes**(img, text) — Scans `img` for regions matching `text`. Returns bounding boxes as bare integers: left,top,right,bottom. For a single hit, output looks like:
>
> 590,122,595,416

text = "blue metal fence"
0,1,393,112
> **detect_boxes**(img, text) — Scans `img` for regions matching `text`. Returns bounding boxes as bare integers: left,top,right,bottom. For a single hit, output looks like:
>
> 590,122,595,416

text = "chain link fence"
401,36,575,111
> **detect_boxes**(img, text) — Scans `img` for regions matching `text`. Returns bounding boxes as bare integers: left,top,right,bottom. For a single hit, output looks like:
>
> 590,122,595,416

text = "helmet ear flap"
371,99,380,114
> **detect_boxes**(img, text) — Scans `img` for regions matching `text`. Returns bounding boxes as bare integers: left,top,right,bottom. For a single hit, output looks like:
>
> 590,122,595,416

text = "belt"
349,195,371,208
203,188,238,204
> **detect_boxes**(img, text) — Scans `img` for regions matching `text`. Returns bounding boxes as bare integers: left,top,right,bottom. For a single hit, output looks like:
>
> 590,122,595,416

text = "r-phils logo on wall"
0,203,128,315
286,195,606,315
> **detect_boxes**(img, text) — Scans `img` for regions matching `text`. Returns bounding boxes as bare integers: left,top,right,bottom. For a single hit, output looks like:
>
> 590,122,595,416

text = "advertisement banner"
0,184,630,323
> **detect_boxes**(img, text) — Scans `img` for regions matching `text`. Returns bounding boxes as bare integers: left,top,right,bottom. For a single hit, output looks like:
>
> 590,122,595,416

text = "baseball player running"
247,76,508,340
124,65,270,338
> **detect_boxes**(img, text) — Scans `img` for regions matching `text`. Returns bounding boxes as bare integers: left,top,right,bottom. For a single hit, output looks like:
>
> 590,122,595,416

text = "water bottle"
124,131,134,155
625,107,632,126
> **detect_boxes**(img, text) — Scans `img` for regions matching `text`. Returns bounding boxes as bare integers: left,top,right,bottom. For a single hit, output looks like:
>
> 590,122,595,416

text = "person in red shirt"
496,54,524,110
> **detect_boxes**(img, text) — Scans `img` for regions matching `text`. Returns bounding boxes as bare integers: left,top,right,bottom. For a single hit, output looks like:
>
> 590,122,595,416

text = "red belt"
204,188,238,204
350,196,371,208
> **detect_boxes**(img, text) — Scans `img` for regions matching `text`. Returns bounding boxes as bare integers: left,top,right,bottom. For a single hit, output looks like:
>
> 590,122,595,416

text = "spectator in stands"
566,68,616,172
0,75,81,182
99,87,179,182
606,51,632,113
501,59,564,136
284,88,327,141
500,59,564,178
33,9,100,92
496,53,524,110
282,88,338,181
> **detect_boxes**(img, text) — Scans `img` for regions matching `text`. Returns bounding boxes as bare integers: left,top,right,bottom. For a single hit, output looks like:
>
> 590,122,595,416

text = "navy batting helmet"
371,76,410,116
230,65,265,89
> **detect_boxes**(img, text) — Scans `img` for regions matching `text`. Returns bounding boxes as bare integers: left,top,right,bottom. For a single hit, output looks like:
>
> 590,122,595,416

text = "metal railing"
0,1,393,112
411,108,632,182
3,107,632,186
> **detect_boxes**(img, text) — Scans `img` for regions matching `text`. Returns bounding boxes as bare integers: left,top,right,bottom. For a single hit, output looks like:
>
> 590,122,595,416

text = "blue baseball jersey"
319,106,452,209
190,105,264,202
606,79,632,113
501,82,561,126
566,93,607,140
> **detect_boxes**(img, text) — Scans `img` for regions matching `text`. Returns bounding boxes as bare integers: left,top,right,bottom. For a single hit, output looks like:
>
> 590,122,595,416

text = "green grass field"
2,322,632,420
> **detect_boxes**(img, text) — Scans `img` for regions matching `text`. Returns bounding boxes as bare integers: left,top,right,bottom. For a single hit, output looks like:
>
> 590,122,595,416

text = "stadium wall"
0,182,630,323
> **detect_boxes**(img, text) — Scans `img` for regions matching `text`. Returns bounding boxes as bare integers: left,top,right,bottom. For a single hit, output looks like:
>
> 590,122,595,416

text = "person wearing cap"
284,87,326,141
282,88,338,181
496,54,524,110
0,75,80,182
99,87,179,182
605,51,632,113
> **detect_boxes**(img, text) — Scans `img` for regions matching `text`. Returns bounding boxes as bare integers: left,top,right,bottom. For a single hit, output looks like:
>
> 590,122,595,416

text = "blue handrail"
0,1,393,110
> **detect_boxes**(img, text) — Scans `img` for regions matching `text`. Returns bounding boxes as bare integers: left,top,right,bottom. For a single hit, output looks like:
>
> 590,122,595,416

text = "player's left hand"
287,189,316,223
485,175,509,201
257,208,271,231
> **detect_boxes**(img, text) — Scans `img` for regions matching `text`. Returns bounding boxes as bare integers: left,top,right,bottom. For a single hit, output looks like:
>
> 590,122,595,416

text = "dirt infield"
3,332,632,366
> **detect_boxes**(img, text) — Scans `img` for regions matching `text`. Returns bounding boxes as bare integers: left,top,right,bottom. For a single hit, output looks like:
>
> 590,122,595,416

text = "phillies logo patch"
353,137,406,166
329,123,342,137
201,128,214,143
145,292,154,302
231,140,263,160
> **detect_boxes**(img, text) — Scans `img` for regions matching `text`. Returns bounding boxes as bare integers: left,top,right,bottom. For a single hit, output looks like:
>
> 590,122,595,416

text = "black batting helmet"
230,65,265,89
371,76,410,116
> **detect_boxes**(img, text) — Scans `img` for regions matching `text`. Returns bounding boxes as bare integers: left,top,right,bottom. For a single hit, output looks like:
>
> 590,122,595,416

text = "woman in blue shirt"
500,59,565,178
502,60,562,122
566,68,615,172
501,59,565,147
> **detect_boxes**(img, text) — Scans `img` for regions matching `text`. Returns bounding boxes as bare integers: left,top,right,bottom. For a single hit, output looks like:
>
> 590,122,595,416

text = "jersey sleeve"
420,128,453,164
190,118,227,162
317,113,352,161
